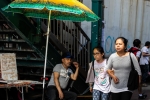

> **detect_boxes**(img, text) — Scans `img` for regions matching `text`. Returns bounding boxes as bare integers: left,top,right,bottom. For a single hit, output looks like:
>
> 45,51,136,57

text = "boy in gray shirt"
46,52,79,100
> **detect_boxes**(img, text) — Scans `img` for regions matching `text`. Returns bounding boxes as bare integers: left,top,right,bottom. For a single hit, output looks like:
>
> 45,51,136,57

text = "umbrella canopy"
2,0,99,21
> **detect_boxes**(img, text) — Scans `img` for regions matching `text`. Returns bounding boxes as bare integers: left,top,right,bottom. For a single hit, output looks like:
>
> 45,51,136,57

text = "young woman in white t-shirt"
86,46,110,100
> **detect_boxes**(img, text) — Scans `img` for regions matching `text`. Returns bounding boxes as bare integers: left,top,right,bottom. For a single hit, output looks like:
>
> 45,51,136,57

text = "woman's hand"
112,75,119,84
107,69,119,84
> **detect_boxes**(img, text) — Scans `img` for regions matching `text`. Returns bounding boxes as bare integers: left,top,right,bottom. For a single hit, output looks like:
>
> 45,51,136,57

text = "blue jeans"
140,64,149,83
46,86,77,100
93,89,110,100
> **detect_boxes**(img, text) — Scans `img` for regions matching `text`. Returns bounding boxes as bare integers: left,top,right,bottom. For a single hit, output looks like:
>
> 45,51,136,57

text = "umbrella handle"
42,10,51,100
43,10,51,88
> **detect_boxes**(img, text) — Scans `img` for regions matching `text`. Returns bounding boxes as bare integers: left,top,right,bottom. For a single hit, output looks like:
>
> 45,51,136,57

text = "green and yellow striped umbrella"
2,0,99,22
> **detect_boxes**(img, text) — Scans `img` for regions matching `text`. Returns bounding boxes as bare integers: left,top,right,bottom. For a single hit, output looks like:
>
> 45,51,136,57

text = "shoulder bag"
127,53,139,90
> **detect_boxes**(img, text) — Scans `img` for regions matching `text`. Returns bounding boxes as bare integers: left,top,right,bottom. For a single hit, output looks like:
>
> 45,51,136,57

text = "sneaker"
139,94,147,99
142,83,148,87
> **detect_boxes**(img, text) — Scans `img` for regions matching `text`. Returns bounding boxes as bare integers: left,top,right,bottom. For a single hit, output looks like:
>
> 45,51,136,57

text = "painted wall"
104,0,150,56
81,0,92,39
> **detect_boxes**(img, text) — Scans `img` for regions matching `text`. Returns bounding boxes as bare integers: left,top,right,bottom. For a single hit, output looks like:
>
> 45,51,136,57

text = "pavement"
131,81,150,100
77,78,150,100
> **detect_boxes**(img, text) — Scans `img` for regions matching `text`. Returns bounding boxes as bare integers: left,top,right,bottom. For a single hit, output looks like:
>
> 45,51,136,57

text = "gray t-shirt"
106,53,141,93
48,64,73,89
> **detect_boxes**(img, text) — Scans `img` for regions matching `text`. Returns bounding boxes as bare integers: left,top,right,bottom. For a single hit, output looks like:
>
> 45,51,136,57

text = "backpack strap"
92,61,95,78
138,51,142,62
129,53,135,70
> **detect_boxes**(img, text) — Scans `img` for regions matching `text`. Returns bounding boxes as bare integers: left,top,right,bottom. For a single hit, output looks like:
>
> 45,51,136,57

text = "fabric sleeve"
106,54,113,70
136,51,141,58
68,69,73,77
131,53,142,75
53,64,61,73
141,47,147,53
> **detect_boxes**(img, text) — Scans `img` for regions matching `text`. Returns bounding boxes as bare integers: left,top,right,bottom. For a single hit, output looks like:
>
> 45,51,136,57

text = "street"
132,80,150,100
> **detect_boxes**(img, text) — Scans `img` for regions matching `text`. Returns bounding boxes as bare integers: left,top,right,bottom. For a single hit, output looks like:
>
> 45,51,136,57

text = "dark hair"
93,46,105,58
61,52,73,59
133,39,141,47
115,37,128,50
145,41,150,46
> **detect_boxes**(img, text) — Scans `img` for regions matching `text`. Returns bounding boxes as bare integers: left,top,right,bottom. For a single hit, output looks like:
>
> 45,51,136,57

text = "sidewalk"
131,83,150,100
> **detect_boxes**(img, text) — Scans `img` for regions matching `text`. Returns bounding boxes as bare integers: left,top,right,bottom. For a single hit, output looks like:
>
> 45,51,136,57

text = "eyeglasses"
93,52,100,56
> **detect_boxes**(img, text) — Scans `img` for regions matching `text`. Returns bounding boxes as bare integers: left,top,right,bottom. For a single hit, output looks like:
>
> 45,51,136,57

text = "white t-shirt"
140,46,149,65
136,51,141,58
93,59,110,93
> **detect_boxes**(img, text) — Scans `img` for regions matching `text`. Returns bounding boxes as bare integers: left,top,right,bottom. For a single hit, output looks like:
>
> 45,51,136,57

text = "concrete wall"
104,0,150,56
81,0,92,39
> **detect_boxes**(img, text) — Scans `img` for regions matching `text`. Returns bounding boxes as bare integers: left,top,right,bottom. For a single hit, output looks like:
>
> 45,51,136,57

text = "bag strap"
138,51,142,62
92,61,95,77
129,53,135,70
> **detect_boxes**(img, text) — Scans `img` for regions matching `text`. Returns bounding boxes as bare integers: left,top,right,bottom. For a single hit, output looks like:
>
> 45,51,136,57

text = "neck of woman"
117,51,127,57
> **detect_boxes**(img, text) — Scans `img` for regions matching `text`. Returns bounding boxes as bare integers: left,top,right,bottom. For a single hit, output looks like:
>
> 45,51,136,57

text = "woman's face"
93,49,104,61
115,39,126,52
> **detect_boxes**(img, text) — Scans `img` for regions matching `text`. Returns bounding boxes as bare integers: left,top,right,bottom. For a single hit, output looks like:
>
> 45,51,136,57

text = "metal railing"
49,20,91,71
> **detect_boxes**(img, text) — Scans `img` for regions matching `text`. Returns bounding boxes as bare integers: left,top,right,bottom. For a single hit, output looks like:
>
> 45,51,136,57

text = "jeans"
111,91,132,100
93,89,110,100
46,86,77,100
140,64,149,83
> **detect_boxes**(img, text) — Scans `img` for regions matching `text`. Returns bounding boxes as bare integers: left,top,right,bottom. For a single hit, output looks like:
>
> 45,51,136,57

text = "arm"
142,52,150,57
107,69,114,78
70,62,79,80
131,53,142,84
85,62,94,92
107,69,119,84
141,47,150,57
89,82,93,92
53,72,64,99
106,54,119,84
131,53,142,75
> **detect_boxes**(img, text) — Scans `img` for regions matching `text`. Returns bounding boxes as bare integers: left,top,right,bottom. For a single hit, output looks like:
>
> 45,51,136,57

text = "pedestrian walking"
128,39,147,99
86,46,110,100
106,37,141,100
139,41,150,87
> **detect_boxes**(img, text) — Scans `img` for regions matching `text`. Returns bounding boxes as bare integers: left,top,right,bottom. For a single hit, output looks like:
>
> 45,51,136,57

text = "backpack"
128,47,141,62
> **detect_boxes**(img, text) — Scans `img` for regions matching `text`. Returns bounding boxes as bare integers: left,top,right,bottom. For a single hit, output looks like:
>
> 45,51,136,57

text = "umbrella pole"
42,10,51,100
